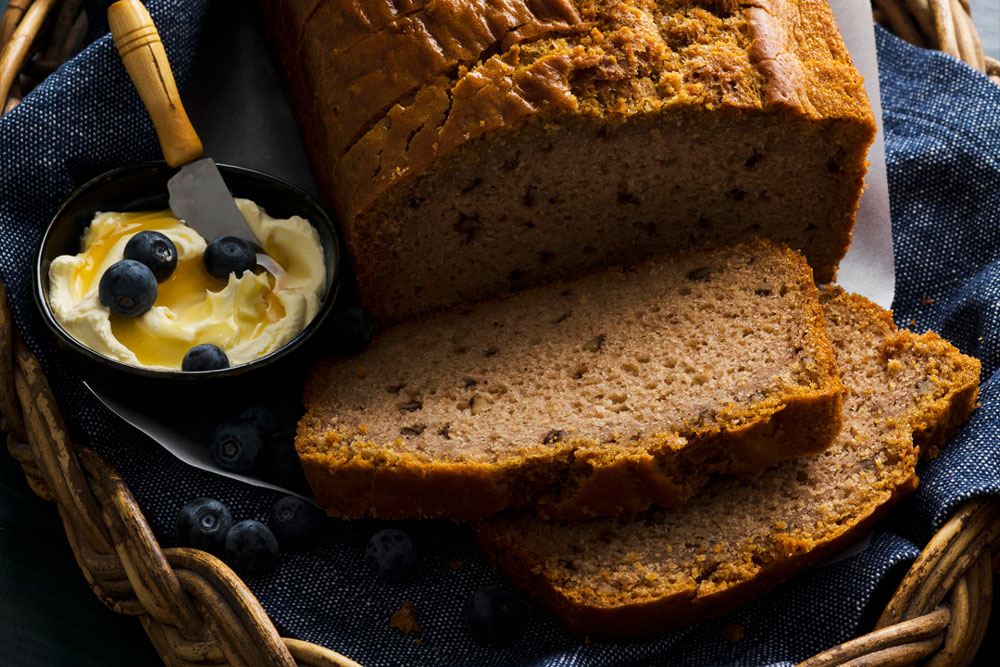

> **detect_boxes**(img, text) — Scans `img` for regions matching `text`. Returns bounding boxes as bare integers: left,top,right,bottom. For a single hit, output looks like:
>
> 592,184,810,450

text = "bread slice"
296,241,843,520
474,288,980,639
264,0,877,323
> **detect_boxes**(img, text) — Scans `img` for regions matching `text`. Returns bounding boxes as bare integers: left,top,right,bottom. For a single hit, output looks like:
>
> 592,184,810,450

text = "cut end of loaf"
350,112,872,323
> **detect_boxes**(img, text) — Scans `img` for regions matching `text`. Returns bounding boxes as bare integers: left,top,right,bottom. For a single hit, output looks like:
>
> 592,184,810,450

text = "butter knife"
108,0,256,246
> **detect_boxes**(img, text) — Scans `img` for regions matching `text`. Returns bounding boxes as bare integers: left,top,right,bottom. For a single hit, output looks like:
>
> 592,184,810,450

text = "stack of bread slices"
268,0,982,639
295,242,979,637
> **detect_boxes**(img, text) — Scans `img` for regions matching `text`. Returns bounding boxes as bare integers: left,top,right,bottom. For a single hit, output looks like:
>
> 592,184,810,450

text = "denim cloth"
1,1,998,662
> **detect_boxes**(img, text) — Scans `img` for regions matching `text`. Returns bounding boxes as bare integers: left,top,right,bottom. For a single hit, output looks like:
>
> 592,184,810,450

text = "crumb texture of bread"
296,241,843,520
263,0,877,323
473,288,981,639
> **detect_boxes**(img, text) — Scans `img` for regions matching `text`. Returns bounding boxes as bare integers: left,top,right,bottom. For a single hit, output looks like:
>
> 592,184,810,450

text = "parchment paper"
89,0,895,499
829,0,895,308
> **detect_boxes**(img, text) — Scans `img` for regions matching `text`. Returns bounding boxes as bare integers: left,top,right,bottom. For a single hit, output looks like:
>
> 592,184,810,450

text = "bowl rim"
33,161,341,380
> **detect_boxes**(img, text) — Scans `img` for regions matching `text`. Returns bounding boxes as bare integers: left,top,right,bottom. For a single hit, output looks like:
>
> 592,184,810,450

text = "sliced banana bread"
296,241,843,520
264,0,876,322
474,288,980,638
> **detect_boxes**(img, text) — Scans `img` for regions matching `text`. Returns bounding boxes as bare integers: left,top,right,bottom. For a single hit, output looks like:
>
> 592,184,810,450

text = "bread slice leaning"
474,288,981,639
296,241,843,520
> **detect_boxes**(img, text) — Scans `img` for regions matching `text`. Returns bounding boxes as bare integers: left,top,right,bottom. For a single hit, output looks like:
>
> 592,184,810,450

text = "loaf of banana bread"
263,0,877,323
296,241,843,520
474,288,980,638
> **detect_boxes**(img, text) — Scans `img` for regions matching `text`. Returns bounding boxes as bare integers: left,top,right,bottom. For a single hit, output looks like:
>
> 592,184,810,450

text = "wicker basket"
1,2,999,666
872,0,1000,85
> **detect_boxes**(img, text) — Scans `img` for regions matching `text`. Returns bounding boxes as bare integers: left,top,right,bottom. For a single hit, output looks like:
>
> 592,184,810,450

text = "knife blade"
167,158,256,244
109,0,257,246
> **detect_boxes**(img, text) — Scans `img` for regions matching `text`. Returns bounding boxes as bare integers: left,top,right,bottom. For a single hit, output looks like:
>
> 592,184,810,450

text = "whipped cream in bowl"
35,163,341,382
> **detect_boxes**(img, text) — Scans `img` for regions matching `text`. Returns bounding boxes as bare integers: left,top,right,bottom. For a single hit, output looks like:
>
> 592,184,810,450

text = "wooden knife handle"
108,0,202,167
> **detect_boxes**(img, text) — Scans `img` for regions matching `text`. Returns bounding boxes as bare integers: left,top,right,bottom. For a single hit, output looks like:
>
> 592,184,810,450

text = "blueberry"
123,230,177,282
225,519,280,576
182,343,230,371
259,428,310,493
174,497,233,555
204,236,256,281
330,306,373,355
269,496,326,550
237,405,279,438
211,421,263,472
365,528,416,581
98,259,158,317
463,586,524,644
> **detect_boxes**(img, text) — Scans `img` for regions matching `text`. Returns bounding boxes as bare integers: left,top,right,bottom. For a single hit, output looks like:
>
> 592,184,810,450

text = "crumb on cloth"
722,623,744,642
390,600,420,635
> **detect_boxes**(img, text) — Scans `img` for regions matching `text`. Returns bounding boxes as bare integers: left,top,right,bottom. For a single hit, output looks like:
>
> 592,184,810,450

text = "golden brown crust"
332,0,875,233
746,0,812,112
301,0,582,157
473,481,917,638
334,48,582,243
534,387,843,518
263,0,584,218
746,0,871,120
296,442,569,519
298,385,843,520
882,330,982,461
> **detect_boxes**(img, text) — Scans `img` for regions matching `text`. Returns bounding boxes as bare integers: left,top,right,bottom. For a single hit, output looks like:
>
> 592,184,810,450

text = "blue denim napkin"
0,1,998,663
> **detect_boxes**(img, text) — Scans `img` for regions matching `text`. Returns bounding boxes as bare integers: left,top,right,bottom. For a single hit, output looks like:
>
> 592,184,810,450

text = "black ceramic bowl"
34,162,341,384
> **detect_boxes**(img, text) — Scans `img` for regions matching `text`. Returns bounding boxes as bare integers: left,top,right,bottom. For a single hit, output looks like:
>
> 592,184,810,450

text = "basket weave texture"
1,1,999,666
